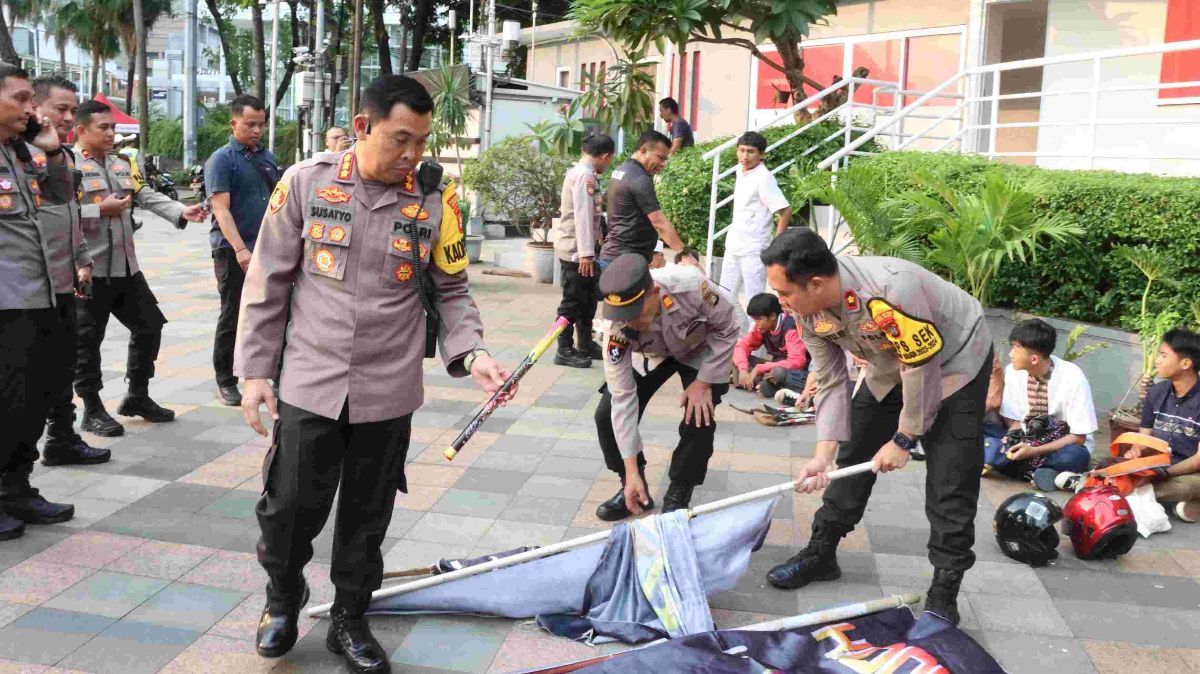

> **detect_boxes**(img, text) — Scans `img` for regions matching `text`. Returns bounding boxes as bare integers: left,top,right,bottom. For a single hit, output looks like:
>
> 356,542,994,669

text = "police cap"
599,254,653,322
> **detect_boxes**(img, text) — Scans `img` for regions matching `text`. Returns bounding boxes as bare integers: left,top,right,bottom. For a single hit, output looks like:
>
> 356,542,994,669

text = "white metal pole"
268,0,281,152
988,69,1000,159
311,0,325,156
183,0,198,167
448,9,457,66
530,0,537,80
306,462,876,618
482,0,496,151
469,0,475,34
736,593,924,632
1087,56,1101,170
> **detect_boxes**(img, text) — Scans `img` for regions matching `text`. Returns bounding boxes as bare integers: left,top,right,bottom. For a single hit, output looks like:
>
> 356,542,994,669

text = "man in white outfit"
719,132,792,326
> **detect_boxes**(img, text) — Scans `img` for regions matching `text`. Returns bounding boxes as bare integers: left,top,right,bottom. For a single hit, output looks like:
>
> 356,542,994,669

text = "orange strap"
1110,431,1169,457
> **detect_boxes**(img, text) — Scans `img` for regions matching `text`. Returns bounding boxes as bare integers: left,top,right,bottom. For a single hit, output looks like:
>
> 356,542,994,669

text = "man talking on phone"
204,95,279,406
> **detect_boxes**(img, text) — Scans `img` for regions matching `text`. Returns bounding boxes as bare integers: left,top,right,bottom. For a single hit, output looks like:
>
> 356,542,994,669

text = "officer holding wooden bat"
760,228,993,627
594,253,739,521
235,75,511,673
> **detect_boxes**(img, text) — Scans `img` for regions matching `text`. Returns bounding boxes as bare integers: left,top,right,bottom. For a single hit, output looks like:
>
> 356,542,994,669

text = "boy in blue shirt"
1139,328,1200,522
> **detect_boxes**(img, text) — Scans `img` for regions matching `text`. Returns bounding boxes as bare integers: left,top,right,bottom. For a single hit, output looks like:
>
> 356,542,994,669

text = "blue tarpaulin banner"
568,608,1006,674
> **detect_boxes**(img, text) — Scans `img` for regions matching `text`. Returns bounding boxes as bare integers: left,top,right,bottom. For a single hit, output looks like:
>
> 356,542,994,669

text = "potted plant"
1108,246,1181,436
463,138,572,283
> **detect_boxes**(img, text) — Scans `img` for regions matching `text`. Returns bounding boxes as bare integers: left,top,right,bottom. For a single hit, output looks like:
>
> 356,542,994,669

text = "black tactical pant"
0,308,57,498
596,358,729,487
556,259,598,324
74,273,167,395
5,296,81,492
256,400,410,601
811,350,992,572
212,247,246,388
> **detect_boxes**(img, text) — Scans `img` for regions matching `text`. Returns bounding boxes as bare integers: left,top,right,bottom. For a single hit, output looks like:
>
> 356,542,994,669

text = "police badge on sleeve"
608,333,630,364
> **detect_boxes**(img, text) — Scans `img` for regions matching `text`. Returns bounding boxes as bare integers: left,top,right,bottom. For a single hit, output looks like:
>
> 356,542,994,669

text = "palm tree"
5,0,44,67
0,5,20,64
426,64,473,181
895,172,1085,305
59,0,122,95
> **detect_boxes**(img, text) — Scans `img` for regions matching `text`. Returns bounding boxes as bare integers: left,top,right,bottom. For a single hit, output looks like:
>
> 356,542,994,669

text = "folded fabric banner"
552,608,1005,674
367,498,777,624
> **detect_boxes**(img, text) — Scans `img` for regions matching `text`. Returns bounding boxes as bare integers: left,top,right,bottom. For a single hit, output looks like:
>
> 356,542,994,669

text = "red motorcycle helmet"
1061,487,1138,560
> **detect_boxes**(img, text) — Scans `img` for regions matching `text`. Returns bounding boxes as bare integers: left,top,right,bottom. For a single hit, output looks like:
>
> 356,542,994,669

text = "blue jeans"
982,423,1090,474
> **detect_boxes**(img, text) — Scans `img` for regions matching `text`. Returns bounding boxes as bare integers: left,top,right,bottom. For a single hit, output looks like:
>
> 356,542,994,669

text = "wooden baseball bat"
444,316,571,461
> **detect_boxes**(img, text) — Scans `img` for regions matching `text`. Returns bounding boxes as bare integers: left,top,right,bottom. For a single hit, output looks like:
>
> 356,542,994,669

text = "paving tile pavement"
2,215,1197,673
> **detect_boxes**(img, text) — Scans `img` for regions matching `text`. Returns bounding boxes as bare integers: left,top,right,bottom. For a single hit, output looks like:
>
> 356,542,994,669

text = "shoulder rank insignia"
402,172,416,193
608,332,630,365
866,297,943,366
662,294,675,312
268,180,289,214
844,291,860,313
701,281,719,307
336,152,355,181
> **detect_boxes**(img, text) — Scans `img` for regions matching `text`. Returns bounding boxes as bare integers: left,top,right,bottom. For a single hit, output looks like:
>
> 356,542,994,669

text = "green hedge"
647,122,876,257
846,152,1200,329
146,109,299,169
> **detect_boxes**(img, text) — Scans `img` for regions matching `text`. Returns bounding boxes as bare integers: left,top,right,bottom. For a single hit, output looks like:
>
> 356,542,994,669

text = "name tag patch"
867,298,943,366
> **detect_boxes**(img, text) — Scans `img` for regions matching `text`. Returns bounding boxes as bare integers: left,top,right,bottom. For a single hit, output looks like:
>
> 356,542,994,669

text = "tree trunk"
134,0,150,153
772,39,826,123
205,0,244,95
326,0,345,129
125,43,137,114
273,0,299,108
407,0,434,72
90,49,101,96
370,0,391,75
58,40,67,71
0,10,19,65
251,2,267,100
398,3,407,74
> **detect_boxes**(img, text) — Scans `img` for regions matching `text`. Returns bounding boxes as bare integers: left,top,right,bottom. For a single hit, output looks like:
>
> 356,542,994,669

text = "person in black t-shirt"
659,98,694,155
599,130,684,265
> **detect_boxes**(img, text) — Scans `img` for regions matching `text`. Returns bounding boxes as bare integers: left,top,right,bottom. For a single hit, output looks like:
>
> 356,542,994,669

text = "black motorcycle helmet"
995,492,1063,566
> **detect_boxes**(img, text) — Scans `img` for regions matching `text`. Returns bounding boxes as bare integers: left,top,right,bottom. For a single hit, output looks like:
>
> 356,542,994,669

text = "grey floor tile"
966,592,1073,636
499,496,582,526
56,619,202,674
1037,567,1200,609
979,632,1098,674
0,528,71,573
864,526,932,557
44,571,170,619
488,435,558,454
406,513,495,546
1054,598,1200,647
536,455,604,479
393,615,512,673
134,482,232,512
200,492,260,520
471,450,545,473
431,489,513,518
519,475,592,500
121,457,209,481
125,582,247,632
709,545,803,615
452,468,532,494
91,506,249,548
0,608,114,665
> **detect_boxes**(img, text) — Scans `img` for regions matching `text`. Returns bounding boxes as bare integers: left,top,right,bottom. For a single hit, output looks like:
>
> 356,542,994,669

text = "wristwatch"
463,349,488,373
892,432,919,452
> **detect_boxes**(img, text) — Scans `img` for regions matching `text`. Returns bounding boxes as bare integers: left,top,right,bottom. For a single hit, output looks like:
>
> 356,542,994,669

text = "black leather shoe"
595,484,655,521
765,535,841,590
0,507,24,541
117,394,176,423
326,606,391,673
81,406,124,437
553,346,591,369
42,436,111,466
661,482,694,514
217,384,242,407
578,339,603,360
1,493,74,524
923,568,964,625
256,580,310,658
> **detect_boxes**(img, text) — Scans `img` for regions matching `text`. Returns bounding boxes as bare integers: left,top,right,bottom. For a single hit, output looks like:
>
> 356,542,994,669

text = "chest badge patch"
308,223,326,239
392,238,411,253
401,203,431,221
268,181,289,214
0,195,11,209
867,298,943,366
316,186,352,204
0,179,12,191
814,319,835,335
314,249,336,273
608,333,630,364
329,226,347,243
394,262,414,282
845,291,860,313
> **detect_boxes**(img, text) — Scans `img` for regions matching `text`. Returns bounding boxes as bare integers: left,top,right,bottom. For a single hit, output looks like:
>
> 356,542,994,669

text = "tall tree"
272,0,301,107
204,0,244,94
570,0,838,108
59,0,121,94
251,0,266,100
405,0,432,71
134,0,148,152
0,4,23,64
369,0,391,75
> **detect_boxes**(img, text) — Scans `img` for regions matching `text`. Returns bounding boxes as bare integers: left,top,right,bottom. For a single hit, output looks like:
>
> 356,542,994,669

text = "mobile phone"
76,278,93,300
20,116,43,143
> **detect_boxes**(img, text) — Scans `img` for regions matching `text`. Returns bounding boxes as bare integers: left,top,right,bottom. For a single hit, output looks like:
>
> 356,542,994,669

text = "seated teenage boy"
1138,328,1200,522
733,293,808,399
986,319,1097,482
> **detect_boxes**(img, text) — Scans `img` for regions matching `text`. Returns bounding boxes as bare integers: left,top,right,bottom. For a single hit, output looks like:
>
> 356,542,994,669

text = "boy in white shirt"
719,132,791,323
986,319,1097,487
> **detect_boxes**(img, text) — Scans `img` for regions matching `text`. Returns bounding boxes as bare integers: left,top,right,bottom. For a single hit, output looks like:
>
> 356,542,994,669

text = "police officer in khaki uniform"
760,228,993,626
72,99,207,437
237,75,512,673
0,64,82,539
28,75,110,467
594,254,738,521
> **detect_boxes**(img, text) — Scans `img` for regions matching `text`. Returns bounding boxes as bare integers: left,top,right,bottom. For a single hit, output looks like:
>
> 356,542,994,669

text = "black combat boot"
577,320,603,360
326,593,390,673
553,331,590,369
256,578,310,657
43,411,111,466
923,568,964,625
80,393,124,437
765,526,842,590
0,507,24,541
1,489,74,525
117,382,176,423
661,482,694,514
